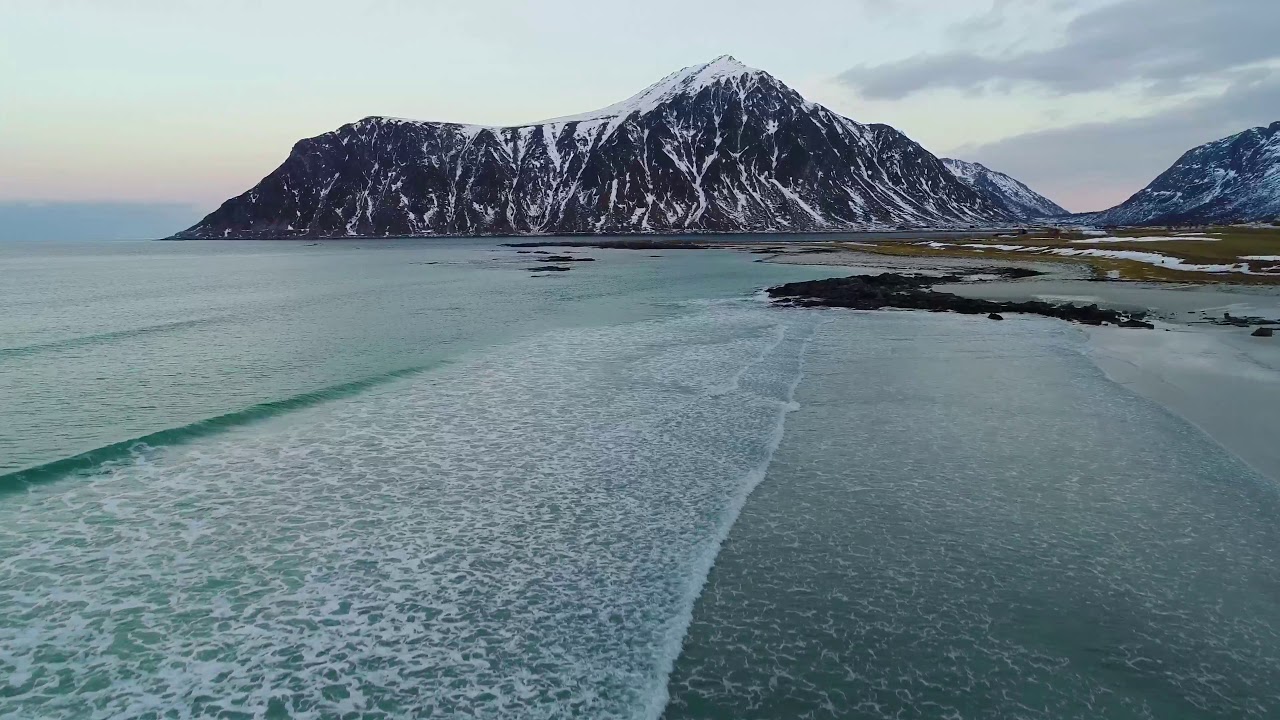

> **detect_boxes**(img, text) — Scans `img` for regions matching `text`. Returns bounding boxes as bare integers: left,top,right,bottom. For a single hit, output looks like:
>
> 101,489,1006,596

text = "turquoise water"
1,240,1277,718
0,239,828,479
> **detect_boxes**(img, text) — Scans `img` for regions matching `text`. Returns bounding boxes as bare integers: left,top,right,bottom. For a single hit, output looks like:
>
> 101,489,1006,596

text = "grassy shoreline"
756,225,1280,285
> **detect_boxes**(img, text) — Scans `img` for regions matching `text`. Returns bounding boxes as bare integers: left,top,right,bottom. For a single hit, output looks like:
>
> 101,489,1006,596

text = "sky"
2,0,1277,238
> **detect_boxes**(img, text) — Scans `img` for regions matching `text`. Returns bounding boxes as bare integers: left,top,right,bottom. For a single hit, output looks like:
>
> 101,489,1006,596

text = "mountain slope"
942,158,1067,219
177,57,1014,239
1091,122,1280,226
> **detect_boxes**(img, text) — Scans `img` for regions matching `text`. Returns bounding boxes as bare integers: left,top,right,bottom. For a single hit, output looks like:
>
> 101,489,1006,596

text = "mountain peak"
691,54,756,76
536,55,770,126
666,55,765,89
177,55,1020,239
942,158,1067,218
1092,122,1280,225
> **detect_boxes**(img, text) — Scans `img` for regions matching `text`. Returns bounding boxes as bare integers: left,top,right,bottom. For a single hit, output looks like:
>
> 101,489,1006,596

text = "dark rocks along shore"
767,272,1155,328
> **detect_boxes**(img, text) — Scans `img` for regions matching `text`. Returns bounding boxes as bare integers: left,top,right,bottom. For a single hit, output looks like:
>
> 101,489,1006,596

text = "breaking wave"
0,365,437,494
0,301,819,719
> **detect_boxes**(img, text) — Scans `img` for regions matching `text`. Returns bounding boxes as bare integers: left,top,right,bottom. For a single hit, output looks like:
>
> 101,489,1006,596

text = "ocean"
1,239,1277,719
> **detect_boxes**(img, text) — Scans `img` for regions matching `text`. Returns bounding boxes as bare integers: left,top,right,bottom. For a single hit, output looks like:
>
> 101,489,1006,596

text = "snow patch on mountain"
539,56,759,124
177,57,1017,239
1091,121,1280,226
942,159,1067,220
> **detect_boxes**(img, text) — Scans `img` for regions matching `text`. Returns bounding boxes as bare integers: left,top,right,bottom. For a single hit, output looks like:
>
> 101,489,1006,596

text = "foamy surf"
0,301,820,719
642,317,823,720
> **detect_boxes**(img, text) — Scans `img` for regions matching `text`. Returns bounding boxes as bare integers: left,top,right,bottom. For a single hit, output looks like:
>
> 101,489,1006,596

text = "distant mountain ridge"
942,159,1068,219
176,56,1022,239
1089,121,1280,226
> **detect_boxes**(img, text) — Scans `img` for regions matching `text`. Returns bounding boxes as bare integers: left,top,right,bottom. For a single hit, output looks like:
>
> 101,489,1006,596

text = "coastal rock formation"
942,159,1068,219
1089,121,1280,226
176,56,1020,239
767,272,1154,327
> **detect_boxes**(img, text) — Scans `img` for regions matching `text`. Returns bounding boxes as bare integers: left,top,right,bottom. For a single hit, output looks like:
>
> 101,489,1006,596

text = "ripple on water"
664,313,1280,720
0,304,819,719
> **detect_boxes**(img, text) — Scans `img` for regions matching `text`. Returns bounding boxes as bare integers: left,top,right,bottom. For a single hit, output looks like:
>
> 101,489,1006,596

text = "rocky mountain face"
177,56,1018,239
1091,122,1280,226
942,158,1067,219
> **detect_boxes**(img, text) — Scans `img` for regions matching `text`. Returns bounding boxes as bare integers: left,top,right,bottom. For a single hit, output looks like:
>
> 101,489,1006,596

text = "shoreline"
1082,321,1280,483
762,248,1280,483
166,228,1024,242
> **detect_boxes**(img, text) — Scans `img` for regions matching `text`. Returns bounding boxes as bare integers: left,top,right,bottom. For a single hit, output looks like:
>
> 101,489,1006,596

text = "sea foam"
0,301,819,719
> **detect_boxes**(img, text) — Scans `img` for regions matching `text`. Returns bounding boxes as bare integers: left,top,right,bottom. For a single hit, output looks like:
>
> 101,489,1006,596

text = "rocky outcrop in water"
767,272,1154,327
504,239,711,250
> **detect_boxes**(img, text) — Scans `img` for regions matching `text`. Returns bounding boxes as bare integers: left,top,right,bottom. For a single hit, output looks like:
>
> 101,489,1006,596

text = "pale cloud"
954,71,1280,212
841,0,1280,99
830,0,1280,211
2,0,1274,218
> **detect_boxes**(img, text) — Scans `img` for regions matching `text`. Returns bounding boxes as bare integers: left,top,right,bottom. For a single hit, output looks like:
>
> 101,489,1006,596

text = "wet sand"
767,248,1280,483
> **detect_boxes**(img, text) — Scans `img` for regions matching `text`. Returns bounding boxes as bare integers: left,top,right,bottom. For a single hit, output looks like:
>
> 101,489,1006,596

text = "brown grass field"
826,225,1280,285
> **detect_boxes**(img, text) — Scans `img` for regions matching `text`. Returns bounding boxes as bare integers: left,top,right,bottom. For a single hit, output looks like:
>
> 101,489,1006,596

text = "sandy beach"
767,248,1280,482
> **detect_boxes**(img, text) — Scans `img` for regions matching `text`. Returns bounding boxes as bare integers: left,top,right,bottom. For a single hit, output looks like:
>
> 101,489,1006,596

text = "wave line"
0,317,231,360
645,315,825,720
0,364,441,495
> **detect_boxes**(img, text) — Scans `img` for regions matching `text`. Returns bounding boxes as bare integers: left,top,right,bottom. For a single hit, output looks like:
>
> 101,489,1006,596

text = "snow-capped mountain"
942,158,1067,219
176,56,1016,239
1091,122,1280,226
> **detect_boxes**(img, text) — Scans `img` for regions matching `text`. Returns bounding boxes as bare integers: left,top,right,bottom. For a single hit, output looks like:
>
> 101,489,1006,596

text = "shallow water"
665,313,1280,719
1,239,834,718
0,239,829,477
1,304,819,718
1,240,1277,718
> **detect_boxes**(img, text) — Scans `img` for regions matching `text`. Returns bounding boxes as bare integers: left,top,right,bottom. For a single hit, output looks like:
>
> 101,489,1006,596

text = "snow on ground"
1069,235,1217,243
1047,248,1255,273
962,243,1033,251
920,240,1279,275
